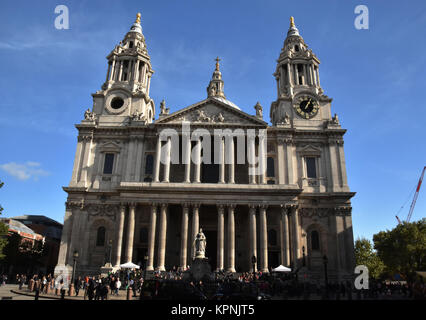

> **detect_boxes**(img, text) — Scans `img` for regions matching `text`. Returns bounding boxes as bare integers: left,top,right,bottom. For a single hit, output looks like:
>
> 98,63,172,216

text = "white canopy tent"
272,265,292,272
119,262,140,269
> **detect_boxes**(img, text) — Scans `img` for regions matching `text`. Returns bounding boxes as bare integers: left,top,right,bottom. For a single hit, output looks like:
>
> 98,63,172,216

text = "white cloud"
0,162,50,181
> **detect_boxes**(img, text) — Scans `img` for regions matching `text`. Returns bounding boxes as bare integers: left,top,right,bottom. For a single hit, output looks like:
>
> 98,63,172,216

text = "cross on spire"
215,56,221,71
135,12,141,24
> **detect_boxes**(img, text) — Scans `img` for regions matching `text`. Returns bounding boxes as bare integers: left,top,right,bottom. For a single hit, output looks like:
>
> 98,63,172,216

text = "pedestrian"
87,278,95,300
115,277,121,296
74,276,81,296
59,279,66,300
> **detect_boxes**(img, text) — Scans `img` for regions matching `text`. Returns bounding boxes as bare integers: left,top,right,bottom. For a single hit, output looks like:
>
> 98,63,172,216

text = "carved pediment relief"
155,99,266,126
297,144,322,156
99,141,121,153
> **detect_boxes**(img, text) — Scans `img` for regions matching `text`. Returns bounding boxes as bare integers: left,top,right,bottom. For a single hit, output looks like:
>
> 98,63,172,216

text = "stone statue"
159,99,169,116
331,113,339,125
193,228,207,259
84,108,96,121
208,85,216,97
254,102,263,119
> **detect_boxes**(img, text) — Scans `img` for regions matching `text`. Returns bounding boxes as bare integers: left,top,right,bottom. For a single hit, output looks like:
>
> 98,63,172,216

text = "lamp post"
70,250,78,296
251,255,257,274
143,255,148,280
323,255,329,299
108,240,112,266
302,246,306,267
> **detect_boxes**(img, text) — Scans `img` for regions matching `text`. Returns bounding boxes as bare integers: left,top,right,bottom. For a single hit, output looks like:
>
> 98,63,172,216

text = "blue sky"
0,0,425,243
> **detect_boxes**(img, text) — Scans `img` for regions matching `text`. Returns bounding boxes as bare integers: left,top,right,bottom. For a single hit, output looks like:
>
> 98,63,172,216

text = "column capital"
160,203,168,210
227,203,236,210
150,202,160,208
248,204,257,210
119,203,127,210
285,204,298,214
192,203,201,209
181,202,191,209
258,204,268,210
217,204,225,212
128,202,137,209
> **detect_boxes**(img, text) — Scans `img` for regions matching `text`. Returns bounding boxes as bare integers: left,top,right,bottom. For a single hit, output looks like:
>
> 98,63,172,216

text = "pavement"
0,284,139,301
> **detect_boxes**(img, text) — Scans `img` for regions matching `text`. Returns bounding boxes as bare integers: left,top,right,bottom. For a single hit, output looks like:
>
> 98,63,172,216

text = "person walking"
115,277,121,296
74,276,82,296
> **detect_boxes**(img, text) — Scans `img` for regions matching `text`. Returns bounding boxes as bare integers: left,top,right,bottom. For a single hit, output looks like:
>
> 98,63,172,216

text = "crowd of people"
1,269,424,300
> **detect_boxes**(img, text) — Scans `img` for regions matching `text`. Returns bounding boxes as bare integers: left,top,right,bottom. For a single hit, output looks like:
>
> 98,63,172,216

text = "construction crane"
396,166,426,224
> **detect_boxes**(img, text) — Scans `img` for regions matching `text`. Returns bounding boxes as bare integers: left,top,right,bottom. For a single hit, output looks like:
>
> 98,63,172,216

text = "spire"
129,12,142,34
207,57,225,98
287,16,300,37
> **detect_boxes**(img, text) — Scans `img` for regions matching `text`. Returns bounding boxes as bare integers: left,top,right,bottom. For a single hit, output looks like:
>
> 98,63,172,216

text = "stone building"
55,14,356,282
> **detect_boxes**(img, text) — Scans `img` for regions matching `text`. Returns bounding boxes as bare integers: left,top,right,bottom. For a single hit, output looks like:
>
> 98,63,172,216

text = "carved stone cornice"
85,203,120,221
299,207,331,218
65,200,84,210
333,206,352,216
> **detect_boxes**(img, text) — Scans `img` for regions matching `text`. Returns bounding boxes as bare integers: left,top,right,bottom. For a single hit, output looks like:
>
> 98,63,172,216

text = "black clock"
294,96,319,119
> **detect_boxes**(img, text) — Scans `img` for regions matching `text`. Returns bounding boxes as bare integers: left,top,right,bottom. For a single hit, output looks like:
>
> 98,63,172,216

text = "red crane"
396,166,426,224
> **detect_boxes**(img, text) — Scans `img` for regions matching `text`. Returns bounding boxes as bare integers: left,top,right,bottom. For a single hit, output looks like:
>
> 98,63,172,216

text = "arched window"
145,154,154,175
96,227,106,246
268,229,277,246
139,227,148,243
267,157,275,178
311,230,320,251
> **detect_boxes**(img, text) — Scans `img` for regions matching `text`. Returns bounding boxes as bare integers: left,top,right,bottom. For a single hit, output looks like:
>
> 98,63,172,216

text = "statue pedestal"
100,263,114,277
189,258,213,282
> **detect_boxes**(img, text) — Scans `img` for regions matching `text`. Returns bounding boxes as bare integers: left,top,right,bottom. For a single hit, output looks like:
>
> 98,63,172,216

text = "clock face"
294,96,319,119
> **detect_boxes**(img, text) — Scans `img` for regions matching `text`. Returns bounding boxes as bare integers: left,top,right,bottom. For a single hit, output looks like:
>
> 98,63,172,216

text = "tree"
354,237,385,279
0,180,9,260
373,218,426,280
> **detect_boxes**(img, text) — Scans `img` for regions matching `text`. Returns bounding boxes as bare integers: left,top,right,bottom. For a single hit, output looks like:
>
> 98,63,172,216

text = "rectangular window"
306,157,317,178
103,153,114,174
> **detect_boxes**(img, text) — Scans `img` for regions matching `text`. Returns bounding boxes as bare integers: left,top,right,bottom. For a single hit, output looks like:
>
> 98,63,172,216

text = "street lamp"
251,255,257,274
108,240,113,265
70,250,78,296
143,255,149,280
302,246,306,267
72,250,79,283
323,255,329,299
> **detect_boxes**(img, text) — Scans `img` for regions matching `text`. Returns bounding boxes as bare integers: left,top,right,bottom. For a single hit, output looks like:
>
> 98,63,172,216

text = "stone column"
163,137,171,182
315,67,320,87
285,139,294,185
227,204,236,272
280,205,290,266
183,132,191,183
134,136,145,182
194,138,201,183
294,64,299,85
216,205,225,271
114,204,126,267
277,138,285,185
125,203,136,263
118,60,124,81
258,135,267,184
227,136,235,184
57,204,74,266
248,136,256,184
180,203,189,270
125,137,136,181
259,204,268,272
289,205,300,269
191,204,200,259
157,203,168,271
249,204,257,272
109,59,116,81
146,203,157,271
219,137,225,183
153,135,161,182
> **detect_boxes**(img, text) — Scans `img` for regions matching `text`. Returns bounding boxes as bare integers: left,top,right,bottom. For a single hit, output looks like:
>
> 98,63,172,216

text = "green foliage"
0,180,8,260
373,218,426,280
354,237,385,279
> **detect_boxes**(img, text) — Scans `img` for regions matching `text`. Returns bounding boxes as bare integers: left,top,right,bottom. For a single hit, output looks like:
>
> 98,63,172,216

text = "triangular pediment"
155,97,267,126
298,144,322,156
99,141,121,153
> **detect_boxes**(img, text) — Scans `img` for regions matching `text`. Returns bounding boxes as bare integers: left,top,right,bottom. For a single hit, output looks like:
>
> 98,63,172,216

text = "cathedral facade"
55,14,356,282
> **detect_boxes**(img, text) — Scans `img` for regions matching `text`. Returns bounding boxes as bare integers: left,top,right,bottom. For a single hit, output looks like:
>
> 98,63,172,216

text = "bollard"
126,287,133,300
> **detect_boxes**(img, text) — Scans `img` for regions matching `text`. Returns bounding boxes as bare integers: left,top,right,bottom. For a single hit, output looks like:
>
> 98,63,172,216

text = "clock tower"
270,17,335,128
